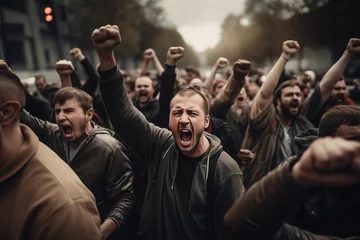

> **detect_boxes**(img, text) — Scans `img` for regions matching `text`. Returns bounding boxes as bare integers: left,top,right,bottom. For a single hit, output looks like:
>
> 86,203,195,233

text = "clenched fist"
166,46,184,66
56,60,75,76
92,25,121,53
143,48,156,60
215,57,229,69
70,48,85,61
0,60,12,73
238,149,255,166
346,38,360,54
292,137,360,187
232,59,251,78
282,40,300,58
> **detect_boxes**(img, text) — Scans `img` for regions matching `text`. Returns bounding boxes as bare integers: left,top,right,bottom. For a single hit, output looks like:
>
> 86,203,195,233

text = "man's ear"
204,115,210,129
0,101,22,125
85,108,94,122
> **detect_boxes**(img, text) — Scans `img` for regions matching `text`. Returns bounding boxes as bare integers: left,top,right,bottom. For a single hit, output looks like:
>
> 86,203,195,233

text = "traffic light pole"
51,0,65,59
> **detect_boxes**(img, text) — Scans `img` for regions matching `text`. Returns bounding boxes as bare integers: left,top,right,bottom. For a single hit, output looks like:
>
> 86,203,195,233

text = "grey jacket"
99,67,244,240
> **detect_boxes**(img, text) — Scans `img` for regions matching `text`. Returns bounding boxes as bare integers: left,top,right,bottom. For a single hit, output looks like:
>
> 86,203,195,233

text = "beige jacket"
0,125,101,240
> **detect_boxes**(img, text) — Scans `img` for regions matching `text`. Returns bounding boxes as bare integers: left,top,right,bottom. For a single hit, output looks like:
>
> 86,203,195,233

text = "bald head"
0,71,26,108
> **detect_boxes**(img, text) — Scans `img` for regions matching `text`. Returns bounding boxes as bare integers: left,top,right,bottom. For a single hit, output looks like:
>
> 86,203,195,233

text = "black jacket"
20,111,134,234
132,99,159,123
99,67,243,240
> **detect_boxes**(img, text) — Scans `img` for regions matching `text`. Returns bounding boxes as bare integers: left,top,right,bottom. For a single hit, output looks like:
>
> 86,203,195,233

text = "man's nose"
179,113,189,124
58,112,66,121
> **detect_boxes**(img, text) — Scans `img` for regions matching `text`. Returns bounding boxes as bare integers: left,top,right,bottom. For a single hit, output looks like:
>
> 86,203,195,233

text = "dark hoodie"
99,66,243,240
133,99,159,123
20,111,135,238
287,129,360,238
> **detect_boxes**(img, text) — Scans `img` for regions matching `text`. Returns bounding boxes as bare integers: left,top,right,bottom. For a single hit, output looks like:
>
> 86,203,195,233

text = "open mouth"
289,101,298,108
139,91,148,97
179,129,192,145
61,125,73,137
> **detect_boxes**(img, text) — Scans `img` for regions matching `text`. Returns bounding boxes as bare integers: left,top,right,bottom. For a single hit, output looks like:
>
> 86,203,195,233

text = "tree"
68,0,199,66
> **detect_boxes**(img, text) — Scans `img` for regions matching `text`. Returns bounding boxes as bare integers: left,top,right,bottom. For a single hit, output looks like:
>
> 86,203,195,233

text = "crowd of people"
1,24,360,240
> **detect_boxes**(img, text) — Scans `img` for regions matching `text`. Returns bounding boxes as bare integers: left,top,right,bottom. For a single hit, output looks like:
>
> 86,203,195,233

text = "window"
4,40,26,69
2,0,27,12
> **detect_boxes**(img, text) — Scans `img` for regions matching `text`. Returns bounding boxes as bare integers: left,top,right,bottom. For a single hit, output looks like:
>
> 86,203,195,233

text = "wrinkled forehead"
281,85,301,94
334,80,346,88
54,98,81,109
135,77,152,86
170,94,204,112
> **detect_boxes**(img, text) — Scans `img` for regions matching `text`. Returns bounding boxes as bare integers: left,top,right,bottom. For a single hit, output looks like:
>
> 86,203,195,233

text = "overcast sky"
160,0,246,52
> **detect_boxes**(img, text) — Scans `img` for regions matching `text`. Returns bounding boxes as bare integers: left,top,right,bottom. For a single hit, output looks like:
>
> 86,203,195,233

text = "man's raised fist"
70,48,85,61
91,25,121,53
166,46,184,66
143,48,156,60
282,40,300,56
346,38,360,54
56,60,75,76
292,137,360,188
233,59,251,77
216,57,229,69
0,60,12,73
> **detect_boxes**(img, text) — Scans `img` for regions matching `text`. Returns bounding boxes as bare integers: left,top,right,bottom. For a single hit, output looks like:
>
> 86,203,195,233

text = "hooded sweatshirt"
99,66,244,240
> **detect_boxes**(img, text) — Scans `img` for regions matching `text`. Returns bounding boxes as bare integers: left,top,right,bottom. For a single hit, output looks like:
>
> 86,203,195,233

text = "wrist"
97,51,116,71
166,58,176,66
281,53,291,61
76,54,85,61
344,49,353,58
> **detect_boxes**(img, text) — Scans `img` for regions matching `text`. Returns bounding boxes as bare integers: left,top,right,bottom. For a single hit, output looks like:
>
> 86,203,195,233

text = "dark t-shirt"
176,151,204,208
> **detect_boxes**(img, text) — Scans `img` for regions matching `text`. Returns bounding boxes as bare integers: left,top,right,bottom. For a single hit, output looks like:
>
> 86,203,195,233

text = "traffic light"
44,6,53,22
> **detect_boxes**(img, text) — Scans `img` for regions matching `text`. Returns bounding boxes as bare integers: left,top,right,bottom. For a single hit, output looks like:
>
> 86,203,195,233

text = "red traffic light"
44,7,52,15
45,15,53,22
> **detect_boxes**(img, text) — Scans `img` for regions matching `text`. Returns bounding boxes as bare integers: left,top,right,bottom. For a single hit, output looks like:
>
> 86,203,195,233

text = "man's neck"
279,114,293,127
1,125,24,161
139,102,148,108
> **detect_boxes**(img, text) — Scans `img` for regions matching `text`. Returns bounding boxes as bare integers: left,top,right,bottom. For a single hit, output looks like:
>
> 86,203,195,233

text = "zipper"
69,135,95,166
188,151,211,212
171,150,178,190
187,163,199,212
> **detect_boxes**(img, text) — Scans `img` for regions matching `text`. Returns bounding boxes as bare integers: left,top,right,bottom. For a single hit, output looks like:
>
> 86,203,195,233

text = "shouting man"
93,25,243,240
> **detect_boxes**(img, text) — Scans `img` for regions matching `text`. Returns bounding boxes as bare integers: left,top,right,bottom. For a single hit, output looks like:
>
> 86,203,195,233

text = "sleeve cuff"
98,65,118,80
107,217,121,230
165,64,176,74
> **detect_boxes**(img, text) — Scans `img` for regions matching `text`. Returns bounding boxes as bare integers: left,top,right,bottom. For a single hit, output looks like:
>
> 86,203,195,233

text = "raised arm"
55,60,75,88
156,46,184,128
319,38,360,105
70,48,100,95
225,137,360,240
205,57,229,91
92,25,171,162
211,60,250,119
250,41,300,120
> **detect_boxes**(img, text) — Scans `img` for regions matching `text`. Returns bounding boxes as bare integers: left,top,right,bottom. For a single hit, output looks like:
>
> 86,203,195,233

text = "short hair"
0,71,26,108
34,74,46,82
273,80,302,105
319,105,360,137
171,87,210,115
53,87,93,112
185,67,201,78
